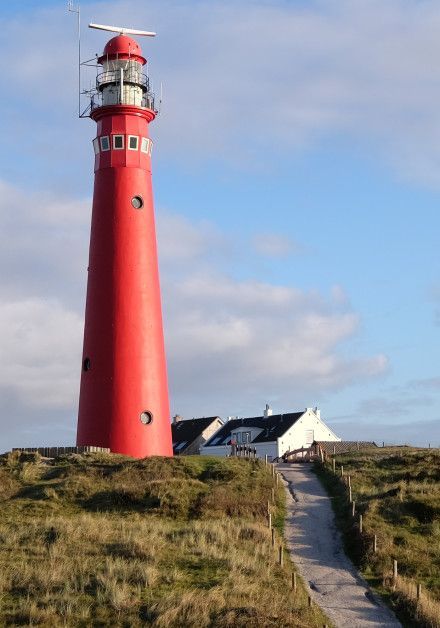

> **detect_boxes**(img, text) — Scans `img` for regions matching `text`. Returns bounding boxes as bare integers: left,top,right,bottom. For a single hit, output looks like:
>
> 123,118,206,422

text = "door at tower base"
76,34,173,459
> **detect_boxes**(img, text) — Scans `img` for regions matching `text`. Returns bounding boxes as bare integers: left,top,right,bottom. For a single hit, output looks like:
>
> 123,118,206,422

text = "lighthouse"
76,25,173,458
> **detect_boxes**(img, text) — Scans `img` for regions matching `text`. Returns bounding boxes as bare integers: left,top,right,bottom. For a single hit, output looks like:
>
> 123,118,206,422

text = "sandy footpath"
278,464,401,628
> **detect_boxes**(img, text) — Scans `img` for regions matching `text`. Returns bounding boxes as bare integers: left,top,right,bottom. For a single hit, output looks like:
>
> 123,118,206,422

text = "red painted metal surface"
98,34,146,65
76,38,173,458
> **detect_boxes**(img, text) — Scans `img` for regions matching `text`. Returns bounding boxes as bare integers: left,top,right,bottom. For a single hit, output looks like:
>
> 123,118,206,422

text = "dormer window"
128,136,139,151
100,136,110,151
242,431,251,443
113,135,124,150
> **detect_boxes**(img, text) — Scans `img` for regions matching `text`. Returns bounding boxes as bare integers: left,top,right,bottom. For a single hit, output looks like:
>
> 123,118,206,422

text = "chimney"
173,414,183,424
263,403,273,418
314,407,321,420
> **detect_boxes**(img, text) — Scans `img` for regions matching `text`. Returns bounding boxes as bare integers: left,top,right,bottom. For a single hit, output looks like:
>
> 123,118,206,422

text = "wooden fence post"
268,513,272,530
348,486,352,503
417,583,422,600
308,595,312,607
340,465,344,478
347,475,351,488
373,534,377,553
271,487,275,503
276,472,279,487
292,572,297,591
332,458,336,473
359,514,363,534
393,559,398,579
271,528,275,547
278,545,283,566
352,501,356,517
265,454,268,466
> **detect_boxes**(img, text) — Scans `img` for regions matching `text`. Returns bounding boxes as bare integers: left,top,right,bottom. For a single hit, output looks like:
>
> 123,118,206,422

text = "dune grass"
0,451,329,627
315,447,440,628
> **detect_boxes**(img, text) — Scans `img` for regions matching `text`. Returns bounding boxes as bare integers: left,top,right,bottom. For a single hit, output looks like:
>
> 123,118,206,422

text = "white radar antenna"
89,23,156,37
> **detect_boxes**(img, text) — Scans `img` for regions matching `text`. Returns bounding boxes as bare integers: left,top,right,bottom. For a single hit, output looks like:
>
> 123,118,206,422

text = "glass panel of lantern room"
122,83,143,106
101,59,144,107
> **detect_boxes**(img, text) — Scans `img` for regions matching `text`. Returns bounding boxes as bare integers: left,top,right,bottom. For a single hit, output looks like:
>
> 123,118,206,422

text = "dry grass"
0,452,329,627
316,447,440,627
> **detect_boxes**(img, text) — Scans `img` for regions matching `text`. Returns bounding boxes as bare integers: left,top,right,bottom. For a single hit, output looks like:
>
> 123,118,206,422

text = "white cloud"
156,210,226,264
0,180,89,304
163,271,388,416
0,298,82,409
252,233,300,258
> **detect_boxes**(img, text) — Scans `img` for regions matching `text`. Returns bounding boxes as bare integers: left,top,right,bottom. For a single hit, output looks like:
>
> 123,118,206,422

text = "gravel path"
278,463,401,628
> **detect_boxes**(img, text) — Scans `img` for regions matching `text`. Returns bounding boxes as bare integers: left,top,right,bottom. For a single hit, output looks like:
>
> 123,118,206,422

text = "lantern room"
92,35,155,110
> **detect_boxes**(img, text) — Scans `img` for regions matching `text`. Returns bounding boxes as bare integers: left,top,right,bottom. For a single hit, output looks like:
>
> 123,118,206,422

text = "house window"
128,135,139,150
100,136,110,151
141,137,150,154
305,429,314,445
113,135,124,150
92,138,100,154
242,432,251,443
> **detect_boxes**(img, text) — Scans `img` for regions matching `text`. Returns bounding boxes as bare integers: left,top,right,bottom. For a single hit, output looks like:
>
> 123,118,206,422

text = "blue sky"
1,0,439,450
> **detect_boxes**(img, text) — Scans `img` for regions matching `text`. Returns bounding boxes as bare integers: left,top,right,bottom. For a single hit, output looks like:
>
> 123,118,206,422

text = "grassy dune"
316,447,440,627
0,452,328,627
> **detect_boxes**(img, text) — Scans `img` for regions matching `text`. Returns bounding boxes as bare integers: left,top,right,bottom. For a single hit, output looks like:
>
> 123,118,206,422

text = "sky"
1,0,440,451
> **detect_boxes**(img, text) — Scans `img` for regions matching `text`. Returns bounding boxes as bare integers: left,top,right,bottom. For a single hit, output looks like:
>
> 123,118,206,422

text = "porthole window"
113,135,124,150
140,411,153,425
131,196,143,209
100,136,110,151
83,357,91,372
92,138,100,155
140,137,150,154
128,135,139,151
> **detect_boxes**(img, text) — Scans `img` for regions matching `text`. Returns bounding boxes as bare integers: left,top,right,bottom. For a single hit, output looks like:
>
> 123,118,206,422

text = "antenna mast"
68,1,81,118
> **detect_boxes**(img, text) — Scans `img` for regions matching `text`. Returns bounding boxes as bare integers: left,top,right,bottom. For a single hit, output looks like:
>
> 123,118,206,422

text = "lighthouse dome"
98,34,146,65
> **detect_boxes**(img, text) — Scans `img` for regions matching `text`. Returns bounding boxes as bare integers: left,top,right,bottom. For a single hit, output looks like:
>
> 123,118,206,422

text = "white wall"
201,419,224,443
277,409,340,457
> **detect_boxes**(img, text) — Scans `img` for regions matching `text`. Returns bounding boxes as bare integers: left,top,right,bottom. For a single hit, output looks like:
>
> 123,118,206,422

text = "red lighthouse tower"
76,24,173,458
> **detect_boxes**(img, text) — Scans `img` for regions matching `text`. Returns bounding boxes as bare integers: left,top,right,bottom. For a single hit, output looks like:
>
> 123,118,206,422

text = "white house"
201,406,340,460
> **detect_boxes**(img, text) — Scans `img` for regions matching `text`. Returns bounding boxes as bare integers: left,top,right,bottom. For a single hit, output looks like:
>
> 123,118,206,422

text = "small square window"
100,136,110,151
113,135,124,150
141,137,149,154
92,138,100,155
128,135,139,150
